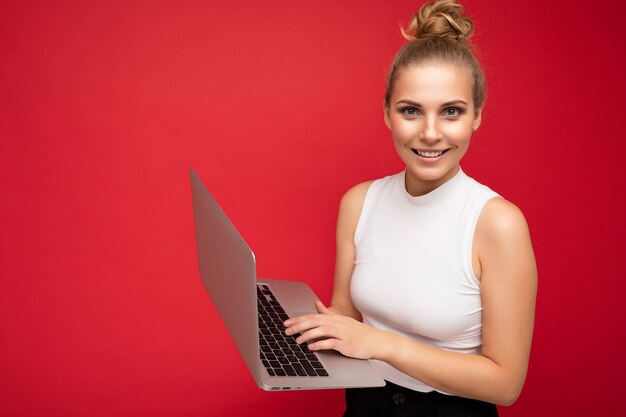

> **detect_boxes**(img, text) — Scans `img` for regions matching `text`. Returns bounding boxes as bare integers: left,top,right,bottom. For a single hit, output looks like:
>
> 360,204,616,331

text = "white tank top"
351,167,499,393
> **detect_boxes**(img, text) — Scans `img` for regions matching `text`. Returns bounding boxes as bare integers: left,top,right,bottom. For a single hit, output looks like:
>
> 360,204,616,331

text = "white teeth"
416,150,444,158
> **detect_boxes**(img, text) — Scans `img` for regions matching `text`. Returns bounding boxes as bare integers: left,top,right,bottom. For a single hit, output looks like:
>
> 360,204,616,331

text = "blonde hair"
384,0,486,110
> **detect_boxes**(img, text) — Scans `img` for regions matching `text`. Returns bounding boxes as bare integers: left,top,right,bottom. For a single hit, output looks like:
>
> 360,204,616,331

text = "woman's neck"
404,165,461,197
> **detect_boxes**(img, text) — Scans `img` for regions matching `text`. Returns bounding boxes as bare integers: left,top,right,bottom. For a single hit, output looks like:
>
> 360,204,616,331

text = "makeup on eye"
396,105,466,119
442,107,465,118
396,98,467,120
400,106,420,117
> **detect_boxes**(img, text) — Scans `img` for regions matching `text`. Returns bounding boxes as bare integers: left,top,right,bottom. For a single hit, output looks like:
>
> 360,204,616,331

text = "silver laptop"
190,168,385,391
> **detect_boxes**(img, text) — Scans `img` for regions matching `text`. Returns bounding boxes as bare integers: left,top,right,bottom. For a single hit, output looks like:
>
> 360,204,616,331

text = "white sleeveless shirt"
350,167,500,393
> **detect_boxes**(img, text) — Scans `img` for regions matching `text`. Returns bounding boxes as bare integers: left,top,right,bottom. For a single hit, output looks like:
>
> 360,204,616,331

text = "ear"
472,106,483,132
383,102,391,130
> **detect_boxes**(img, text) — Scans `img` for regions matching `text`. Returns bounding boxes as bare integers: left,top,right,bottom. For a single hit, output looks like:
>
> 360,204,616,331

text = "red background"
1,0,625,416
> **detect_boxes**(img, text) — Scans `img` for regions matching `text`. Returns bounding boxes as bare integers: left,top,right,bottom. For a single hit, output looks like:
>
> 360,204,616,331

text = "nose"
419,115,443,143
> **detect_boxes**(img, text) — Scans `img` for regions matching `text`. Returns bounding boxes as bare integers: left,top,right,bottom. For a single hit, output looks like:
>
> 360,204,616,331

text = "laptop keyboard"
257,284,329,377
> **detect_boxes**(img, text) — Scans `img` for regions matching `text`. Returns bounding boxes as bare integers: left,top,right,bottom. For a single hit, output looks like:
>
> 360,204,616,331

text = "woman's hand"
284,300,389,360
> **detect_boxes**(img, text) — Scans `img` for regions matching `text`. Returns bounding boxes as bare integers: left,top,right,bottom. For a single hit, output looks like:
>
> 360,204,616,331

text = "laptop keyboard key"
283,364,297,376
301,361,317,376
292,362,307,376
269,360,280,368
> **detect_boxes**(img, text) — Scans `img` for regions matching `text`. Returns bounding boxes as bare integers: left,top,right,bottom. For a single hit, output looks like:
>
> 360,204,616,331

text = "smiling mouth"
411,148,451,158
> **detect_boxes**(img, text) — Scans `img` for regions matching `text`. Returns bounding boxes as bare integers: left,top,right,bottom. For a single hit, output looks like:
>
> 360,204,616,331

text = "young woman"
284,0,537,415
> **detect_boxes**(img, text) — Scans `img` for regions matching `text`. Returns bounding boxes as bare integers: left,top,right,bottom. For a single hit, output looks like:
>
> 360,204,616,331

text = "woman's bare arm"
327,181,373,320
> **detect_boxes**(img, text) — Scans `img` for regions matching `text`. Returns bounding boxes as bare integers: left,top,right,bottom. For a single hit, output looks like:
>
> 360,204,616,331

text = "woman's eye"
402,107,419,117
443,108,462,118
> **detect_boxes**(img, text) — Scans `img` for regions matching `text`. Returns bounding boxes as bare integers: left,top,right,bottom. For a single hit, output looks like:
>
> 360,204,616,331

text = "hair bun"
402,0,474,45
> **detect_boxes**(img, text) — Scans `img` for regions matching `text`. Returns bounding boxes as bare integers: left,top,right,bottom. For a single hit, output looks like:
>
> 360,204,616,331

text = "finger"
296,327,335,345
285,311,346,337
308,338,339,351
315,300,329,314
285,316,324,336
283,313,318,327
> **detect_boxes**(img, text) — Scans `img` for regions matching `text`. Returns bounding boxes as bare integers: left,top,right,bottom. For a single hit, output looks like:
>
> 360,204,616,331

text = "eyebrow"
395,99,468,107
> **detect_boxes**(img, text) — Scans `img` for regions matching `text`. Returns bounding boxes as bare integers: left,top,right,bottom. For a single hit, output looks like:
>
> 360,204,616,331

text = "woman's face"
384,63,482,196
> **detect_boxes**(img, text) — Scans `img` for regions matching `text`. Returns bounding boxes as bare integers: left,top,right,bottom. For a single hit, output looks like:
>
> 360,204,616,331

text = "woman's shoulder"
339,180,376,218
337,172,400,238
344,172,401,202
473,196,535,287
339,171,401,210
476,197,531,249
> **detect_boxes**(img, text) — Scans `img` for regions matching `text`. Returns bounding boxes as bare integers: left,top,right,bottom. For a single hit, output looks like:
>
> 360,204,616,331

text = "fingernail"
284,320,291,326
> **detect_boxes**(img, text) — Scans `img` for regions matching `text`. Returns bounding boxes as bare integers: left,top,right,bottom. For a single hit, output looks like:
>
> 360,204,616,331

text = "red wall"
1,0,624,415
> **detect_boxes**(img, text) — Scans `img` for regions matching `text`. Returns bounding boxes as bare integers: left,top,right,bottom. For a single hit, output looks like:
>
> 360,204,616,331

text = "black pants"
344,381,499,417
